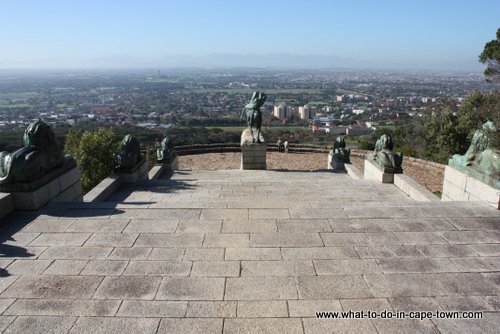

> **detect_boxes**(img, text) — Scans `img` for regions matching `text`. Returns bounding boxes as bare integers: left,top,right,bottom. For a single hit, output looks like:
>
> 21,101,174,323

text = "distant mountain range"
0,53,485,72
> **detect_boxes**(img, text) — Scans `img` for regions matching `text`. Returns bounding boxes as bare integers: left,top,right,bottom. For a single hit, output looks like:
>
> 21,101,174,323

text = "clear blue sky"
1,0,498,70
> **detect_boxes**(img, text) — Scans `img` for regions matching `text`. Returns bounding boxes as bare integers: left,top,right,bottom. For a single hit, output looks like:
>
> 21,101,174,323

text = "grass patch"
0,103,32,109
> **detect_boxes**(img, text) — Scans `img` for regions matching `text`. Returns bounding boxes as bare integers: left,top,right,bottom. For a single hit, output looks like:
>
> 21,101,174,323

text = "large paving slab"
0,169,499,333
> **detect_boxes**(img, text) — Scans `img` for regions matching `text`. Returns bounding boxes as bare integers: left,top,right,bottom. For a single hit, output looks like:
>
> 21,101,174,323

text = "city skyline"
1,0,499,71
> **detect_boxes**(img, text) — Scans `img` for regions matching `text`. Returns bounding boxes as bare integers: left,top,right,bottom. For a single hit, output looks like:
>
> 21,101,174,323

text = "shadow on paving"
0,205,127,277
106,177,198,202
0,176,199,277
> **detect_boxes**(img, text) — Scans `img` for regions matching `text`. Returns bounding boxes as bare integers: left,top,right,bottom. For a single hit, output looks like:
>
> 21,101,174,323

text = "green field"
0,103,32,109
0,92,40,99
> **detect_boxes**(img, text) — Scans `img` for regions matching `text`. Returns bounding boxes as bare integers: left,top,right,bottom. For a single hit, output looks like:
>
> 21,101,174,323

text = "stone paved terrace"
0,169,499,333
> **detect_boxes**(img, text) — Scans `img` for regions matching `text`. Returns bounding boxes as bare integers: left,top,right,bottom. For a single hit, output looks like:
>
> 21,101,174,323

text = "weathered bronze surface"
367,134,403,173
0,119,68,184
114,134,142,172
241,91,267,144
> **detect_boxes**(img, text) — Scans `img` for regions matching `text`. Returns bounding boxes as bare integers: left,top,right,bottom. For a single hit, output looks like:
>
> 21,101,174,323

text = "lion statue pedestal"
0,119,82,211
364,134,403,183
113,135,148,184
149,136,179,179
328,136,351,171
444,121,499,209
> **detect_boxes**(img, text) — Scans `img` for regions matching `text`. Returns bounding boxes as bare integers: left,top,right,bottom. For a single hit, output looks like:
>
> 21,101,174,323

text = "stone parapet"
363,159,394,183
149,156,179,180
345,164,363,179
394,174,439,202
442,165,499,209
83,175,122,203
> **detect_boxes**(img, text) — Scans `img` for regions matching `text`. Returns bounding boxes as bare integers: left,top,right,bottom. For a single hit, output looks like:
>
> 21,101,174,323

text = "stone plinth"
442,165,500,209
364,159,394,183
241,129,266,170
0,193,14,219
1,166,82,211
327,152,346,172
114,158,148,184
149,156,179,180
241,144,267,170
161,155,179,171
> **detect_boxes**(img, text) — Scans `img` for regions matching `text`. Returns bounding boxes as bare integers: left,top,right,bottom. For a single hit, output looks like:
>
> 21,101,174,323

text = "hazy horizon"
1,0,498,71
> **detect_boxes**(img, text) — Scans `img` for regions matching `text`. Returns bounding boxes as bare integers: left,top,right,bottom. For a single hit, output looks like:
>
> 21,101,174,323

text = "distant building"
273,104,287,119
91,105,115,113
346,127,373,136
299,104,314,120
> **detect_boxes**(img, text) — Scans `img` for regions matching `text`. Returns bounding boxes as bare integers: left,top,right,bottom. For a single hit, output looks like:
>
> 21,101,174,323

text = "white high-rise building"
273,104,287,119
299,104,314,120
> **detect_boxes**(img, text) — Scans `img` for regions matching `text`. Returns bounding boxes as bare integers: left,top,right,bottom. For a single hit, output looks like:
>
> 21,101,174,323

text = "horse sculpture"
241,91,267,143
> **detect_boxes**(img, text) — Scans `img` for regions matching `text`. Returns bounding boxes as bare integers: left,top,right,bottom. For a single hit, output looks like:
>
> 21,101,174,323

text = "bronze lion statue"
331,136,351,163
369,134,403,172
114,134,142,171
0,119,67,184
157,136,177,163
451,121,499,178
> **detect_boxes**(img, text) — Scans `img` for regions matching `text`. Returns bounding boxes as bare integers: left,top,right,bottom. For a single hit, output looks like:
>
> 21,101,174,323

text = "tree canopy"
479,28,500,82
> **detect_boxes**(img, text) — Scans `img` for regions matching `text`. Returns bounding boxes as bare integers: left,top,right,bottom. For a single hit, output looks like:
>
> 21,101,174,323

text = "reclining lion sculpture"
0,119,68,184
368,134,403,173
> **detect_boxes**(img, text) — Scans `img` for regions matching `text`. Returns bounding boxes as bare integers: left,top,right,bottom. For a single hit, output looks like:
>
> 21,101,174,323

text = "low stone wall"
175,143,331,156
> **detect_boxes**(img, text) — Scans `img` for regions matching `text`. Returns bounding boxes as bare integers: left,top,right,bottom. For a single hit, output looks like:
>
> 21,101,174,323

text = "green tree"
479,28,500,82
65,128,118,193
458,91,500,149
424,109,466,164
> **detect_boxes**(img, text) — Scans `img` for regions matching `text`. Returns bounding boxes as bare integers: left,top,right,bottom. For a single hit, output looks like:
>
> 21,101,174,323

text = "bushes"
65,128,118,193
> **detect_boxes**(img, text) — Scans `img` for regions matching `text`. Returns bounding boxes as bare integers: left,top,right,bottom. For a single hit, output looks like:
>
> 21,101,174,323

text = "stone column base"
241,144,267,170
442,165,499,209
327,153,346,171
115,159,148,184
364,159,394,183
4,166,83,211
163,155,179,171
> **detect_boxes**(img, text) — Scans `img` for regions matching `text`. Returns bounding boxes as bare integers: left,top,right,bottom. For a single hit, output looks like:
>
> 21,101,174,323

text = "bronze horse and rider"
241,91,267,143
